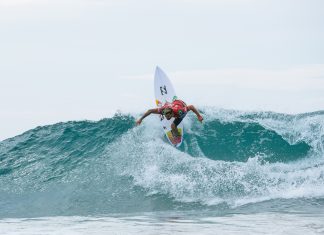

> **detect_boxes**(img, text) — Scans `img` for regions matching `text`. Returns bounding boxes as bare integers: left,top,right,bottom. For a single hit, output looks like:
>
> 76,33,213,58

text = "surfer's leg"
171,113,186,137
171,123,180,137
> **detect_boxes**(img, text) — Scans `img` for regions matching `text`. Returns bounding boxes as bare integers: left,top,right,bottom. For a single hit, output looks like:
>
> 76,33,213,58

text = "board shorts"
173,112,187,127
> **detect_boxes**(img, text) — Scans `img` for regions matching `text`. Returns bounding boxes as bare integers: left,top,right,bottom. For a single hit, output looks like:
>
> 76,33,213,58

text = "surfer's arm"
187,105,204,123
136,108,160,125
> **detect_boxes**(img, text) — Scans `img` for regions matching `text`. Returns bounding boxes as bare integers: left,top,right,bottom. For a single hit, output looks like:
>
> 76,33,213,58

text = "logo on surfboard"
160,85,167,95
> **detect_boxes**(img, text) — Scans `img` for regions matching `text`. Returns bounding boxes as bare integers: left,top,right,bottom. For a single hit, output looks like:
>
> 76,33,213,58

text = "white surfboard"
154,66,184,147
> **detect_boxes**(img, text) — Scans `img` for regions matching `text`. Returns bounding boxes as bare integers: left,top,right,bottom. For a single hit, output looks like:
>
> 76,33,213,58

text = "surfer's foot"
171,129,180,138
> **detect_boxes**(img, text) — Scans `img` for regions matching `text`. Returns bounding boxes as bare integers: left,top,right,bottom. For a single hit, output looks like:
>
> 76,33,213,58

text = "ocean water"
1,108,324,234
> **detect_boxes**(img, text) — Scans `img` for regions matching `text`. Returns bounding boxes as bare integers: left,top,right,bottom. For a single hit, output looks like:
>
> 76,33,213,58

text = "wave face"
1,109,324,218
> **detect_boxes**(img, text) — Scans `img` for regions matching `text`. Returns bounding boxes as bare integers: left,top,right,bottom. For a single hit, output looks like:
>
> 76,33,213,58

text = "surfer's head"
163,108,173,120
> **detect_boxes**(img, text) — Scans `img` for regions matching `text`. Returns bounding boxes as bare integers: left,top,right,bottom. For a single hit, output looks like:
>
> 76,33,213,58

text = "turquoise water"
1,108,324,234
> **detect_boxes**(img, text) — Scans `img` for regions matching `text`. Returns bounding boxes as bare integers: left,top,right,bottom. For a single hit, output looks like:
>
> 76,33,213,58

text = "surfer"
136,99,203,137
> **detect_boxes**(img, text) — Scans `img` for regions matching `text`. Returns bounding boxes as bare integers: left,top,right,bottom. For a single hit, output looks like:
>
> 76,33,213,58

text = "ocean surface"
1,108,324,234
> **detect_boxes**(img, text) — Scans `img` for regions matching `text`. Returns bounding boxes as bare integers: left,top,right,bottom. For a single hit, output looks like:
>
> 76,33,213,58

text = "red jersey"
159,99,188,117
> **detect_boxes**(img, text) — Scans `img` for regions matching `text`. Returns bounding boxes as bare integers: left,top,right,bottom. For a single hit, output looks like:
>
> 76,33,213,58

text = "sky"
0,0,324,140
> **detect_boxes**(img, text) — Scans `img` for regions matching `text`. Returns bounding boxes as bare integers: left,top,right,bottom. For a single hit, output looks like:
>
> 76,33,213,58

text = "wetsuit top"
158,100,188,118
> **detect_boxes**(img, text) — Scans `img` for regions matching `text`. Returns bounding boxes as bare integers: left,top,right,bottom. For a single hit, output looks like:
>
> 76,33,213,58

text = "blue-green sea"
1,108,324,234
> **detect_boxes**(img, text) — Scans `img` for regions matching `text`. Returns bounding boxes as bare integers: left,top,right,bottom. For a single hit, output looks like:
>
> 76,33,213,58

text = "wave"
0,109,324,217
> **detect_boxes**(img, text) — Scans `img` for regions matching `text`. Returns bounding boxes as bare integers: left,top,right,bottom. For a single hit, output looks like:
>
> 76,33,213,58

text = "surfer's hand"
136,119,142,126
198,115,204,123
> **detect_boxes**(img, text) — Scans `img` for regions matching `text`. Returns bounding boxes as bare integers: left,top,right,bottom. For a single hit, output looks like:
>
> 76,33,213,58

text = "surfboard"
154,66,184,147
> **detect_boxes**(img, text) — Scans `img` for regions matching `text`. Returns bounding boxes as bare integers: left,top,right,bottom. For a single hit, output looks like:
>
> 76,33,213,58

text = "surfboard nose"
155,66,167,78
155,66,162,74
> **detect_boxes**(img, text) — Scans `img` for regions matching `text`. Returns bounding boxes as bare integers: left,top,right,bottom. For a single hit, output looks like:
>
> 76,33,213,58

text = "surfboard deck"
154,66,184,147
166,128,182,145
